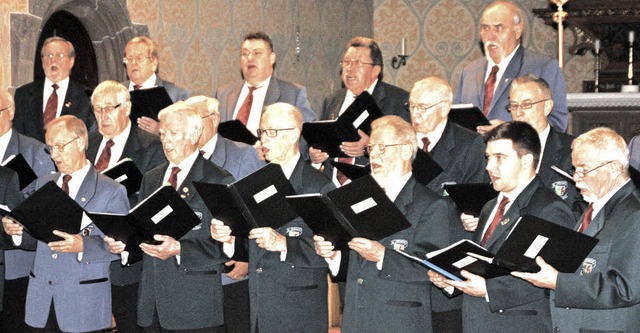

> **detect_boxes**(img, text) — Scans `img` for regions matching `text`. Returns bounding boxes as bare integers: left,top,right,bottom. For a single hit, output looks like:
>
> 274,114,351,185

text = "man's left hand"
49,230,83,253
249,227,286,252
340,129,369,158
446,270,488,298
137,117,160,135
348,237,385,263
140,234,181,260
511,256,558,290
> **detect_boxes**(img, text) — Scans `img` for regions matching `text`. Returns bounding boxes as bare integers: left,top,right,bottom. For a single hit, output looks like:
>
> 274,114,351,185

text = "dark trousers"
432,309,463,333
1,276,30,332
112,282,143,332
222,280,250,333
142,307,222,333
27,301,103,333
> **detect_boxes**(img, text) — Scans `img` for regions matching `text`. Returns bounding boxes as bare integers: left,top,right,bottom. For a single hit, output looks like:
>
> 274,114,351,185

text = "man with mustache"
453,0,568,134
13,36,94,143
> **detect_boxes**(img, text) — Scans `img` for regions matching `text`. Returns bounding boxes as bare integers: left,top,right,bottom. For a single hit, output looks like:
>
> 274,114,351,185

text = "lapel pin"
182,187,189,193
81,197,86,202
500,217,509,225
65,102,72,108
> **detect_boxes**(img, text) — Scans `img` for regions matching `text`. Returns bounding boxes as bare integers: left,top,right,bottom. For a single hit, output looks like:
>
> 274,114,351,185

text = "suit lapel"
75,167,99,208
538,128,562,178
177,155,205,203
585,182,635,237
371,82,386,111
328,90,347,120
86,133,102,163
393,177,414,216
121,128,142,161
475,60,488,105
4,131,21,161
210,136,227,168
288,159,304,194
227,83,243,121
263,77,281,106
430,121,454,167
491,46,524,112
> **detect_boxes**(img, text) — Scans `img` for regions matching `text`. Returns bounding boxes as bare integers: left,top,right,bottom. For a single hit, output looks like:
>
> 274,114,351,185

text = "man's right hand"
210,218,234,244
2,216,23,236
313,235,337,260
309,147,329,164
104,236,126,254
460,213,480,232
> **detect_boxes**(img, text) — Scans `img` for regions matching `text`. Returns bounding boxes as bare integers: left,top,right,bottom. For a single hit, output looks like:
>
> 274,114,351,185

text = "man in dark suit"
508,75,584,215
0,89,55,332
13,36,94,143
430,121,574,332
512,127,640,333
453,1,567,133
310,36,410,186
2,115,129,332
123,36,191,135
107,103,234,331
187,95,265,333
315,115,456,332
87,80,166,332
211,103,333,332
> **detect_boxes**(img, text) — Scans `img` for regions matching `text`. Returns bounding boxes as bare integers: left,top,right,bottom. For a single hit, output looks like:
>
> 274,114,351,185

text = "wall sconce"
392,38,408,69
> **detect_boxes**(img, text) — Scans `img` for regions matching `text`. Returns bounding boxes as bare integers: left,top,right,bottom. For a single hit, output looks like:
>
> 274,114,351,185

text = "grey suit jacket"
209,135,265,180
0,166,23,312
454,46,568,132
216,77,316,123
19,167,129,332
341,176,454,332
137,156,235,330
629,134,640,169
552,182,640,332
461,177,574,333
124,76,191,103
13,78,95,143
247,159,334,333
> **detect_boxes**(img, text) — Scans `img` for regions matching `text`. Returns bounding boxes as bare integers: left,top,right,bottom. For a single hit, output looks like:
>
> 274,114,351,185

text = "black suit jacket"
13,79,94,143
461,177,574,333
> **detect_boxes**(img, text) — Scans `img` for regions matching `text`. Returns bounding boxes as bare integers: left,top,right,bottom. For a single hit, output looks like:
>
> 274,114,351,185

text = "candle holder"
550,0,569,70
622,31,639,92
391,55,408,69
594,39,600,93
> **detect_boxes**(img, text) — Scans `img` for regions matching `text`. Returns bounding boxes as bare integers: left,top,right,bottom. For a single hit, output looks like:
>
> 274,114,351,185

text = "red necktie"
133,84,141,90
480,196,510,246
421,137,431,153
95,139,115,172
236,86,258,125
61,174,72,195
578,203,594,233
43,83,59,126
483,65,499,116
168,166,181,190
336,157,354,186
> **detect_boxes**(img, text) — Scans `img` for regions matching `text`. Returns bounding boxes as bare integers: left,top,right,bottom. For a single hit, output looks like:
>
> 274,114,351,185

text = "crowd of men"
0,0,639,332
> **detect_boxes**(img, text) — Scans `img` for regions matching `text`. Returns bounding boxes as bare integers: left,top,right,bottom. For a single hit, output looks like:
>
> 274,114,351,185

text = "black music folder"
86,213,141,251
443,183,498,216
448,104,490,131
218,120,259,145
412,149,444,185
329,160,370,181
2,154,38,189
6,181,85,243
401,214,599,281
302,91,383,158
102,158,144,196
130,86,174,121
286,175,411,249
194,163,298,238
630,165,640,189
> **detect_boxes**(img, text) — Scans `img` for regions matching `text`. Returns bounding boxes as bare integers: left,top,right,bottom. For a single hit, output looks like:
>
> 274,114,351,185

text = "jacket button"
256,268,263,273
48,281,52,285
554,327,560,333
51,253,58,259
357,278,364,284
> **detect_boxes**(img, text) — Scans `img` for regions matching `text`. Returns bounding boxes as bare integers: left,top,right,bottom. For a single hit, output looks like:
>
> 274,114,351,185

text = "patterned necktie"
578,203,594,233
61,174,72,195
236,86,259,125
421,137,431,153
168,166,181,190
336,157,354,186
483,65,499,116
43,83,59,126
95,139,115,172
480,196,510,246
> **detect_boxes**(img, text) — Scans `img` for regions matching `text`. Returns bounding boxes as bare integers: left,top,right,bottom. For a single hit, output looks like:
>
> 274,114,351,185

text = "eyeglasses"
365,143,406,155
93,104,121,115
42,53,68,61
123,56,152,64
340,60,375,68
573,160,617,178
506,99,549,112
201,113,216,119
45,137,79,155
406,101,447,114
0,104,12,113
257,128,295,138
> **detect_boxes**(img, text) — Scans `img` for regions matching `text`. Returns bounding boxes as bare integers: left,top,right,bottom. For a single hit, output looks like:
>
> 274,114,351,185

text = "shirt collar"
418,119,448,151
592,179,631,218
129,73,157,90
107,121,132,147
384,171,412,202
0,128,12,162
500,174,535,204
59,160,91,199
280,152,301,179
169,149,200,175
200,134,219,159
45,76,70,90
487,44,520,68
244,76,271,90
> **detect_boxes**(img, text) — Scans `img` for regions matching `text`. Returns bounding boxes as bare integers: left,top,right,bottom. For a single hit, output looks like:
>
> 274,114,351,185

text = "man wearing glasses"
211,102,334,332
508,75,584,216
310,36,409,187
314,115,454,332
512,127,640,333
123,36,191,135
2,115,129,332
430,121,574,332
86,80,166,332
13,36,94,143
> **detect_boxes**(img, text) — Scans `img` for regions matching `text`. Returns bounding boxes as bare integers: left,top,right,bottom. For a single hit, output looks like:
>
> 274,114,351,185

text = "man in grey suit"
453,1,568,133
310,36,410,186
2,115,129,332
87,80,166,332
315,115,456,332
123,36,191,135
0,89,55,332
513,127,640,333
107,103,234,331
13,36,95,143
629,134,640,169
186,95,264,333
430,121,574,333
508,75,584,215
211,103,333,332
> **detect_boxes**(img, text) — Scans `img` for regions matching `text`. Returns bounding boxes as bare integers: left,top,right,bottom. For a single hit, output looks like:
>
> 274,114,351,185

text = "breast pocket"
579,244,611,275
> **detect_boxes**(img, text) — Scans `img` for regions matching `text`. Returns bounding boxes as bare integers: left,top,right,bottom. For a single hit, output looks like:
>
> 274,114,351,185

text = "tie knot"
52,83,59,90
133,84,141,90
421,137,431,152
171,166,181,176
498,196,510,209
490,65,499,74
62,174,72,183
248,86,259,93
200,150,206,156
105,139,115,149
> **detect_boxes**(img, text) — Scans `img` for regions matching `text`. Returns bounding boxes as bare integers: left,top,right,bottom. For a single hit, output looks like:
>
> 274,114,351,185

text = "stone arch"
10,0,148,90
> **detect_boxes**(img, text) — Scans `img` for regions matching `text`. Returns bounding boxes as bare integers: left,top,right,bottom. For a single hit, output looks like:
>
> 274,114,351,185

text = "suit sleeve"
294,86,317,122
